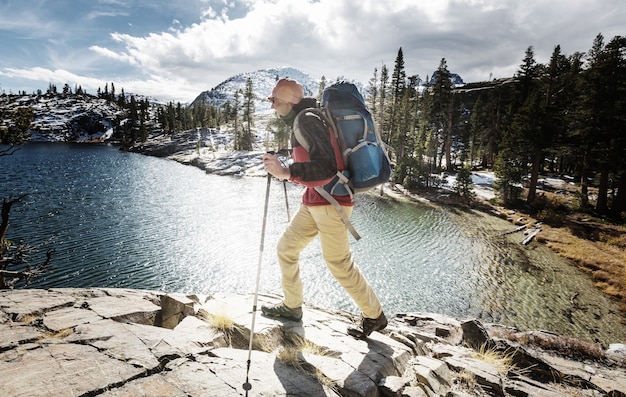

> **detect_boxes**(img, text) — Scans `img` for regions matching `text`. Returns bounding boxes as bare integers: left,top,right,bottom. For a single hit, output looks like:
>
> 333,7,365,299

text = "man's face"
271,97,292,117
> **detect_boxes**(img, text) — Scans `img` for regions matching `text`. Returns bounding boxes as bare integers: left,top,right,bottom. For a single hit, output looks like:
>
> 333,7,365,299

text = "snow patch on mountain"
189,66,364,114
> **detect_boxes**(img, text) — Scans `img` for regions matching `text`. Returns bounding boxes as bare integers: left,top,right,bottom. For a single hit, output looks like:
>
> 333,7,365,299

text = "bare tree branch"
0,145,21,157
0,245,54,289
1,195,53,289
1,194,28,243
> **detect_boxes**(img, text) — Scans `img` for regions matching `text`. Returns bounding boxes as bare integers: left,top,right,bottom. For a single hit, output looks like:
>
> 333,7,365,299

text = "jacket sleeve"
289,111,338,184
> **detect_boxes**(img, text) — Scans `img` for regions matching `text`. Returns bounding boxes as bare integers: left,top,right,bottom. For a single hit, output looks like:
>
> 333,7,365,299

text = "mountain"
189,66,364,113
429,71,465,86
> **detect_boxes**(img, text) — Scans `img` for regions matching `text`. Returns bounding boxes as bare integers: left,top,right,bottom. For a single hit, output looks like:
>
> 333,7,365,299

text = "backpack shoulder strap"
314,186,361,240
293,108,312,152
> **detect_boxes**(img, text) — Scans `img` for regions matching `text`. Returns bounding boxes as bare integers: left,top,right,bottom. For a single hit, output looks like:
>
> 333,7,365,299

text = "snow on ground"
441,171,496,200
442,171,581,202
3,94,125,142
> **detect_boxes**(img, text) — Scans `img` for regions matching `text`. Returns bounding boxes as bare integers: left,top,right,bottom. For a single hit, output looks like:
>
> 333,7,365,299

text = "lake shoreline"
384,180,626,332
143,143,626,335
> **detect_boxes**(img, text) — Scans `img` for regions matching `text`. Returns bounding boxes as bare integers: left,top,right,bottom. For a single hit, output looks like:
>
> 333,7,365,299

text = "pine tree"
415,83,436,187
388,48,407,152
393,77,419,184
128,95,139,143
430,58,455,172
515,47,541,96
267,115,290,151
241,78,255,151
167,102,176,134
193,101,206,128
1,107,35,145
377,64,389,143
231,90,242,150
454,165,475,204
366,67,378,116
494,47,545,203
117,88,127,107
317,76,327,102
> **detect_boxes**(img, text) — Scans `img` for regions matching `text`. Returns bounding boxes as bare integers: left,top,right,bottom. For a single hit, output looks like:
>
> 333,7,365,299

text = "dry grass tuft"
196,308,255,349
471,343,516,375
49,328,74,339
197,308,234,333
540,224,626,303
455,369,477,389
20,314,40,325
35,327,74,342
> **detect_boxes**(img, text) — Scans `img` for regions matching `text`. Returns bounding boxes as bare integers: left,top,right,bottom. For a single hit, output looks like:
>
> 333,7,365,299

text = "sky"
0,0,624,104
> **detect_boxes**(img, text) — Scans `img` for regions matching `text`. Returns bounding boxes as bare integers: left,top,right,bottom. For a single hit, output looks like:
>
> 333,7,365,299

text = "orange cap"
268,78,304,104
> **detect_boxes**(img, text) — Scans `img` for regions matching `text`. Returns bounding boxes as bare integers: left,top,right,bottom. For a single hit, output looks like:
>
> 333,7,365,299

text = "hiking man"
261,78,387,339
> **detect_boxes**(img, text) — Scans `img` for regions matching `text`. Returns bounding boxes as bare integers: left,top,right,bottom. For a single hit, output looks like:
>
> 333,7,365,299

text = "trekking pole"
267,150,291,222
243,172,272,395
282,180,291,222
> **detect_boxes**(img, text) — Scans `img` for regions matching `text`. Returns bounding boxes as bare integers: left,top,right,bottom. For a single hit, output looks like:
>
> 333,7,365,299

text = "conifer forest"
2,33,625,219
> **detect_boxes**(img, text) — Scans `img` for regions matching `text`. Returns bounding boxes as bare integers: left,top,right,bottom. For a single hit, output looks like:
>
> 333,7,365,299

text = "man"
261,78,387,339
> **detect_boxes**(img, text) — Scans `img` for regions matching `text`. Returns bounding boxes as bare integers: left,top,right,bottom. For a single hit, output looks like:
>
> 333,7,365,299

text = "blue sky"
1,0,624,103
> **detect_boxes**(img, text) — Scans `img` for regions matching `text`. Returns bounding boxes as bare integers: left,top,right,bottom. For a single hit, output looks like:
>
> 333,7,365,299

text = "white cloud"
1,0,624,102
2,67,102,90
86,10,129,20
89,45,138,66
98,0,624,88
0,66,197,101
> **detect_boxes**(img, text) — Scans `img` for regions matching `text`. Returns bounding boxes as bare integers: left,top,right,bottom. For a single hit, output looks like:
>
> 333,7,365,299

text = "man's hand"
263,153,290,180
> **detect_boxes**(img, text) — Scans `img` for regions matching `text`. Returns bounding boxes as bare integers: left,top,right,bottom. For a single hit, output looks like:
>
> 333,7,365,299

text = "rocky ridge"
1,93,126,142
1,288,624,396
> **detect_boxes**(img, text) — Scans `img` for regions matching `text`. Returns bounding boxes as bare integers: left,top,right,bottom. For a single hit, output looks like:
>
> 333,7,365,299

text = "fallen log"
521,229,541,245
503,224,528,235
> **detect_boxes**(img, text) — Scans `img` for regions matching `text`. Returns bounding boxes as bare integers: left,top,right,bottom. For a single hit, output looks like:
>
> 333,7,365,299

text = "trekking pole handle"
266,151,291,222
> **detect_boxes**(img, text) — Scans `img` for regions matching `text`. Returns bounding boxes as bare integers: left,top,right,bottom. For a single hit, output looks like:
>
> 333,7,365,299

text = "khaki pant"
277,204,383,319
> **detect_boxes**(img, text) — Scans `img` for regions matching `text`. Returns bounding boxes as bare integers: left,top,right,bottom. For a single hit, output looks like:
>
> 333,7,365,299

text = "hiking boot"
261,302,303,322
347,312,388,339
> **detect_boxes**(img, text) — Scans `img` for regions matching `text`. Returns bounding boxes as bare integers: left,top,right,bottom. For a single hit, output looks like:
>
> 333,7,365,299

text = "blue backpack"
321,81,392,194
295,81,392,240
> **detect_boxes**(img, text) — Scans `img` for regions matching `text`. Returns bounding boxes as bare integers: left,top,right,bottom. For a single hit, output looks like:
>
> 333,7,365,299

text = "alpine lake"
2,142,624,345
